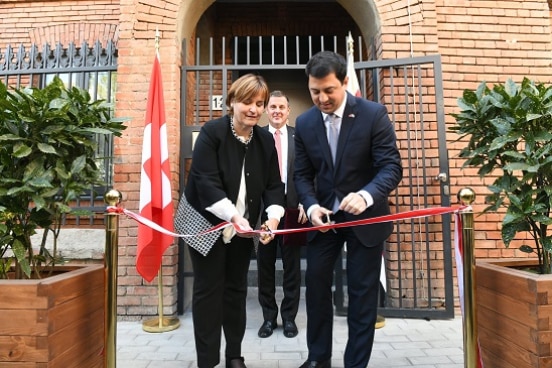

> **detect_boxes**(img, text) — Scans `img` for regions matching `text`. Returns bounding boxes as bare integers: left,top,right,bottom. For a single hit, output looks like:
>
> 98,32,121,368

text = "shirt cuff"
206,198,239,222
357,190,374,208
265,204,285,221
306,204,321,221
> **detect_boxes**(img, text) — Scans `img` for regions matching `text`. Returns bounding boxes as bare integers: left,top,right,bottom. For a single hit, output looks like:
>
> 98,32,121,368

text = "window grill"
0,41,118,225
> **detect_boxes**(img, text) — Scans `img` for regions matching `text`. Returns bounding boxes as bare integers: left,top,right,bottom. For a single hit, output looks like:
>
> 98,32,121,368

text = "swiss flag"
136,52,174,282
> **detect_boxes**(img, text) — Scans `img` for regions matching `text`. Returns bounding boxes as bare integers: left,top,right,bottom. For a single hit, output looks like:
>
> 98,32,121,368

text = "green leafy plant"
451,78,552,274
0,77,127,279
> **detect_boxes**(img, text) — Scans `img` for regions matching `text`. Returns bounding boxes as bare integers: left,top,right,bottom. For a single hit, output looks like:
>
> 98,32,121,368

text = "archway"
174,0,453,322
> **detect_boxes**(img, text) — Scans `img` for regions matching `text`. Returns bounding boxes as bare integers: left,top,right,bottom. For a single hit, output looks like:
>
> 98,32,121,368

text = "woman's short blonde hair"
226,73,270,110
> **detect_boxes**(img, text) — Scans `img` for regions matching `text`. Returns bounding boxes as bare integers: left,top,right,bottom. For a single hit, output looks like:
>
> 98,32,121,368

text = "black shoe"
298,360,331,368
226,357,246,368
283,320,298,338
257,320,277,338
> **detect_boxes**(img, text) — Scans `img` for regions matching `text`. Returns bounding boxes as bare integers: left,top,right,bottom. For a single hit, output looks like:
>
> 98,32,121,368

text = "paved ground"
117,287,464,368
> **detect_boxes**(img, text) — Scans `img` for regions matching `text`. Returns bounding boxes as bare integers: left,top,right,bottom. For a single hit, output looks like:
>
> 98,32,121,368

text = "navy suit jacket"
294,93,402,246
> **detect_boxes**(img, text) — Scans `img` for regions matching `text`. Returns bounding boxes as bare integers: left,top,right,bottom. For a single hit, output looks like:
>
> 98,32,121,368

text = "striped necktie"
328,114,339,162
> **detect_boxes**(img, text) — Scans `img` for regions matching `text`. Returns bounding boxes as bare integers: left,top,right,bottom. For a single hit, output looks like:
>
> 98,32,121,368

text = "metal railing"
0,41,118,222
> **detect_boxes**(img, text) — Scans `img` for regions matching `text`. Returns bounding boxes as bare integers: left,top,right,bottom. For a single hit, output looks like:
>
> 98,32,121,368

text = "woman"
181,73,285,368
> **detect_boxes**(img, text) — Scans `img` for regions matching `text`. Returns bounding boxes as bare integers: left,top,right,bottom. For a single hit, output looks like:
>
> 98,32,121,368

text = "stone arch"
175,0,383,59
338,0,381,45
176,0,215,44
172,0,389,312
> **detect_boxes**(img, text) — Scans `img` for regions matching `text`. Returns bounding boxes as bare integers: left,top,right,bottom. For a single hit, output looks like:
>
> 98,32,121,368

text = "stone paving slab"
117,288,463,368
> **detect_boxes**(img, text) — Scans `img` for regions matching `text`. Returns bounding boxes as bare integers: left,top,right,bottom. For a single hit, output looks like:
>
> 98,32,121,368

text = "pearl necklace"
230,116,253,144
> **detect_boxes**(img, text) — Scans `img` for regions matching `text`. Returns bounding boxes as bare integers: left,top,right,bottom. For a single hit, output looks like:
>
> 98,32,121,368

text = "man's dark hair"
305,51,347,83
269,90,290,104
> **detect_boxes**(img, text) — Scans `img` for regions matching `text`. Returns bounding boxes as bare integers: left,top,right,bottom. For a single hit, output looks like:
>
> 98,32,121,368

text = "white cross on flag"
137,52,175,282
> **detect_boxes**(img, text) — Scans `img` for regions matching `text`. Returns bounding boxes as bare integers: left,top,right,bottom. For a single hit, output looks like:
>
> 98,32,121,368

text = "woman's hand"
231,214,254,238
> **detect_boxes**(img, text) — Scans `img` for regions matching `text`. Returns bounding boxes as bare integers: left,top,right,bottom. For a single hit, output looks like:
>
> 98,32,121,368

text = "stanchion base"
142,316,181,333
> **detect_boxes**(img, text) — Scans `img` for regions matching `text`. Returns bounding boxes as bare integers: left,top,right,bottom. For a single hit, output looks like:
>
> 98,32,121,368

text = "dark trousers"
256,234,301,322
305,216,382,368
188,236,253,368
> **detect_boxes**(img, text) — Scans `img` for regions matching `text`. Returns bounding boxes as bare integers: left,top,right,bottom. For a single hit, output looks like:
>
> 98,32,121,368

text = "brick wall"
435,0,552,259
1,0,552,318
0,0,120,46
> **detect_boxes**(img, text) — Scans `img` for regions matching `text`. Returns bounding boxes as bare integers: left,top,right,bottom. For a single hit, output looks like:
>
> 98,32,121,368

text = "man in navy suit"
294,51,402,368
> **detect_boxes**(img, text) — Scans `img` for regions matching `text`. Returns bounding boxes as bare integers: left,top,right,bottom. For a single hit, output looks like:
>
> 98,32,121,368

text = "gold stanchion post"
457,188,478,368
104,189,122,368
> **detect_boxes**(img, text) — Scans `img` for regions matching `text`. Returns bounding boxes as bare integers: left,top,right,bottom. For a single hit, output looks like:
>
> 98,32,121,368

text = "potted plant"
0,76,127,366
451,77,552,368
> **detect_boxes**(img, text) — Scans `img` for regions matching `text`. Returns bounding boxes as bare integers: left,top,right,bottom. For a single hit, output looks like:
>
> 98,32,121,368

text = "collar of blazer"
343,92,358,119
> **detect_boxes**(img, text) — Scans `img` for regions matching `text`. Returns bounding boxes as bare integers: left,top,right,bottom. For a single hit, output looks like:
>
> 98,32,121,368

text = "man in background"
257,90,307,339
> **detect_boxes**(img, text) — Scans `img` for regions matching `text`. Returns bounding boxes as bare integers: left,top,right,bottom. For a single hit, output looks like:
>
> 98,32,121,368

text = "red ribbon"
106,205,467,239
253,205,467,236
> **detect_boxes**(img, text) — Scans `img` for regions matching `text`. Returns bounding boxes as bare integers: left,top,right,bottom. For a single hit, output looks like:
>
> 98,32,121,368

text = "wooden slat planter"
0,264,105,367
476,259,552,368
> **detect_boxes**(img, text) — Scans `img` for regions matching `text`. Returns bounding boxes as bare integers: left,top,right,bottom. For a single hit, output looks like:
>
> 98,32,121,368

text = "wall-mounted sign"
211,95,223,111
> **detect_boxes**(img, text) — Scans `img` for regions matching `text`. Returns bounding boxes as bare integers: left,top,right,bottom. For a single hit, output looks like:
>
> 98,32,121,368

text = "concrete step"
247,259,308,287
247,259,347,288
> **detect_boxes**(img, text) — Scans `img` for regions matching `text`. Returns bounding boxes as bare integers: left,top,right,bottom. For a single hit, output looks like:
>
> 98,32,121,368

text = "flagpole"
104,189,122,368
457,188,480,368
155,27,160,53
141,28,180,333
142,269,180,332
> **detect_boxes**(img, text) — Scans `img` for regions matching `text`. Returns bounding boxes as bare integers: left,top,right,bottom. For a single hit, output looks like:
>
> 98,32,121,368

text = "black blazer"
294,93,403,246
185,115,285,228
263,124,299,208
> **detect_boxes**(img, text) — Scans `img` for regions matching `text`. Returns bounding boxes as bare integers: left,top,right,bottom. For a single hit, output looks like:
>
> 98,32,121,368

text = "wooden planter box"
476,259,552,368
0,264,105,367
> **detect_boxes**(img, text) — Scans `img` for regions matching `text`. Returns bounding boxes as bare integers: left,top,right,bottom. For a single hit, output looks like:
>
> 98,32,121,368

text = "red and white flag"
137,52,174,282
346,32,362,97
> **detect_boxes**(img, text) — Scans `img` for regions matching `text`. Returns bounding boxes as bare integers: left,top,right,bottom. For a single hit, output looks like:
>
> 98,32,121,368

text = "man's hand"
310,206,333,233
339,192,367,215
297,205,308,224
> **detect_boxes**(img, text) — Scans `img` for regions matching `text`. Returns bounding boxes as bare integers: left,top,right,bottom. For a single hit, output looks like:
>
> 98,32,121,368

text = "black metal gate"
178,35,453,319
